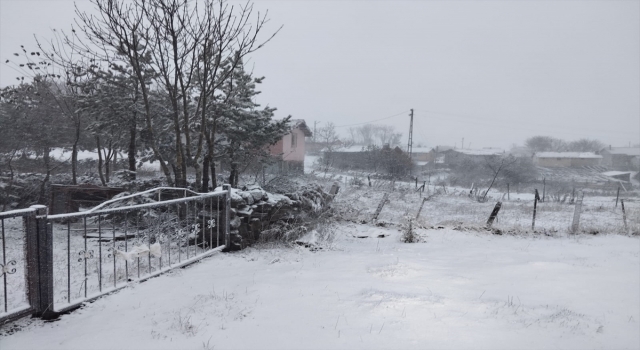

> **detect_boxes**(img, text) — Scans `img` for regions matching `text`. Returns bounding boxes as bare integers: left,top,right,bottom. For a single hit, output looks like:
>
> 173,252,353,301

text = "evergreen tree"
215,63,290,188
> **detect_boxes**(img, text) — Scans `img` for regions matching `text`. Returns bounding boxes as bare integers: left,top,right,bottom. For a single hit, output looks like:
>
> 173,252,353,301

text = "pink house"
269,119,312,173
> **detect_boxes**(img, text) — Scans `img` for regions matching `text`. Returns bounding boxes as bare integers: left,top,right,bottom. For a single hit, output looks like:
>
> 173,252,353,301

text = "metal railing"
0,185,231,324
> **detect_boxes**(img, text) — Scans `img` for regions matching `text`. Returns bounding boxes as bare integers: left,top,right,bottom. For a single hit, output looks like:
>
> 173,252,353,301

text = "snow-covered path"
2,226,639,349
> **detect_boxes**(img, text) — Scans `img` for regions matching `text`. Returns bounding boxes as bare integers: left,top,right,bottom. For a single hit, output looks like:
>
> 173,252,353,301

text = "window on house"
291,133,297,148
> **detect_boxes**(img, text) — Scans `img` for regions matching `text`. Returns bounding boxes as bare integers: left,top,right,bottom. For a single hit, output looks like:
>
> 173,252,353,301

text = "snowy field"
1,221,639,349
1,175,639,349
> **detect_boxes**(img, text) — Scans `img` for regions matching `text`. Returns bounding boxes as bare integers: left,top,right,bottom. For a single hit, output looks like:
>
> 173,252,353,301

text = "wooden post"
615,186,620,208
571,192,584,233
532,189,540,230
372,193,389,221
422,181,426,193
486,202,502,228
415,177,418,189
571,185,575,204
329,182,340,195
507,183,510,200
542,177,546,203
367,175,371,187
416,197,428,220
621,199,628,231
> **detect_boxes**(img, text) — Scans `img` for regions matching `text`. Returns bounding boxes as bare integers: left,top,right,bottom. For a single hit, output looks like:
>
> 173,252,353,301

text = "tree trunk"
96,136,106,186
105,144,111,184
234,169,239,188
201,153,210,192
128,119,137,179
210,158,217,189
205,124,217,189
71,119,81,185
39,147,51,205
194,159,203,192
171,107,185,188
71,143,78,185
229,163,238,188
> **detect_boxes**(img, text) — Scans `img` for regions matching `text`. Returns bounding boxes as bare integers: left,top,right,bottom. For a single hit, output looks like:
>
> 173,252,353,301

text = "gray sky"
1,0,639,149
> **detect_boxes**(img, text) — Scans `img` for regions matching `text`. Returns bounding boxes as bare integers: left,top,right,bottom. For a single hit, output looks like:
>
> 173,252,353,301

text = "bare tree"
525,136,567,153
317,122,342,174
481,155,517,202
567,138,604,152
69,0,280,188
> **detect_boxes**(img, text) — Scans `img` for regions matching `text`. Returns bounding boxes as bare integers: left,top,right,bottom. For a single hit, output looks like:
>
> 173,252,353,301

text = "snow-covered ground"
2,223,639,349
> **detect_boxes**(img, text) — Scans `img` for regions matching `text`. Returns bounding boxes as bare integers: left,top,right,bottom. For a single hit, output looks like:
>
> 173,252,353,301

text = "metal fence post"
223,184,231,247
26,205,56,319
25,206,41,316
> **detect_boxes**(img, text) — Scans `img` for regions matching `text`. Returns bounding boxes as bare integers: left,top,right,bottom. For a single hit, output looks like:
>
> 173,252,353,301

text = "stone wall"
220,183,334,251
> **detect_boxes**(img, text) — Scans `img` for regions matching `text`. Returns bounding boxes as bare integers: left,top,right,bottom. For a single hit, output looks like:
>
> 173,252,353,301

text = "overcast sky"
1,0,638,150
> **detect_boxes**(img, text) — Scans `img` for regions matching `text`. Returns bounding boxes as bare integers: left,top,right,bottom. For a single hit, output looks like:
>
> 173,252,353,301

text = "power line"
334,110,410,128
413,109,637,137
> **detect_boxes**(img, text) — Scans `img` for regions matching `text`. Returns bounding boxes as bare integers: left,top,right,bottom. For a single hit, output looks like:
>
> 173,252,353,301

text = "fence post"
621,199,628,232
571,192,584,234
532,189,540,230
372,193,389,221
416,197,428,220
25,207,41,316
486,202,502,228
615,186,620,208
542,177,546,202
223,184,231,247
26,205,56,319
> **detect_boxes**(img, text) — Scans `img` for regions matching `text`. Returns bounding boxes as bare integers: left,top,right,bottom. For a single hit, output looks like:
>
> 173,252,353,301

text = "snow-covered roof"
411,147,432,153
409,146,455,154
329,145,368,153
449,148,505,156
535,152,602,159
601,171,632,177
601,147,640,156
288,119,312,137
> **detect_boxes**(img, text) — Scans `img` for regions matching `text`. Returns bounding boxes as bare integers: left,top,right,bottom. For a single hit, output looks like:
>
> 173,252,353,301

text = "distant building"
410,146,453,169
268,119,312,173
533,152,602,168
321,144,376,170
598,147,640,170
442,148,505,164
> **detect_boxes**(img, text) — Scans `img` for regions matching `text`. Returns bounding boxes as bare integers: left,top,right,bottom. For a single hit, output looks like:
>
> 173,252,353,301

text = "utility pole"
313,121,320,142
407,109,414,156
408,109,414,176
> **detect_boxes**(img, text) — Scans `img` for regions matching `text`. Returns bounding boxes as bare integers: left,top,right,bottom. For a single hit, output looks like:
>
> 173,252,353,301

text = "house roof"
600,147,640,156
601,171,632,177
332,145,368,153
410,147,432,153
448,148,505,156
535,152,602,159
288,119,312,137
